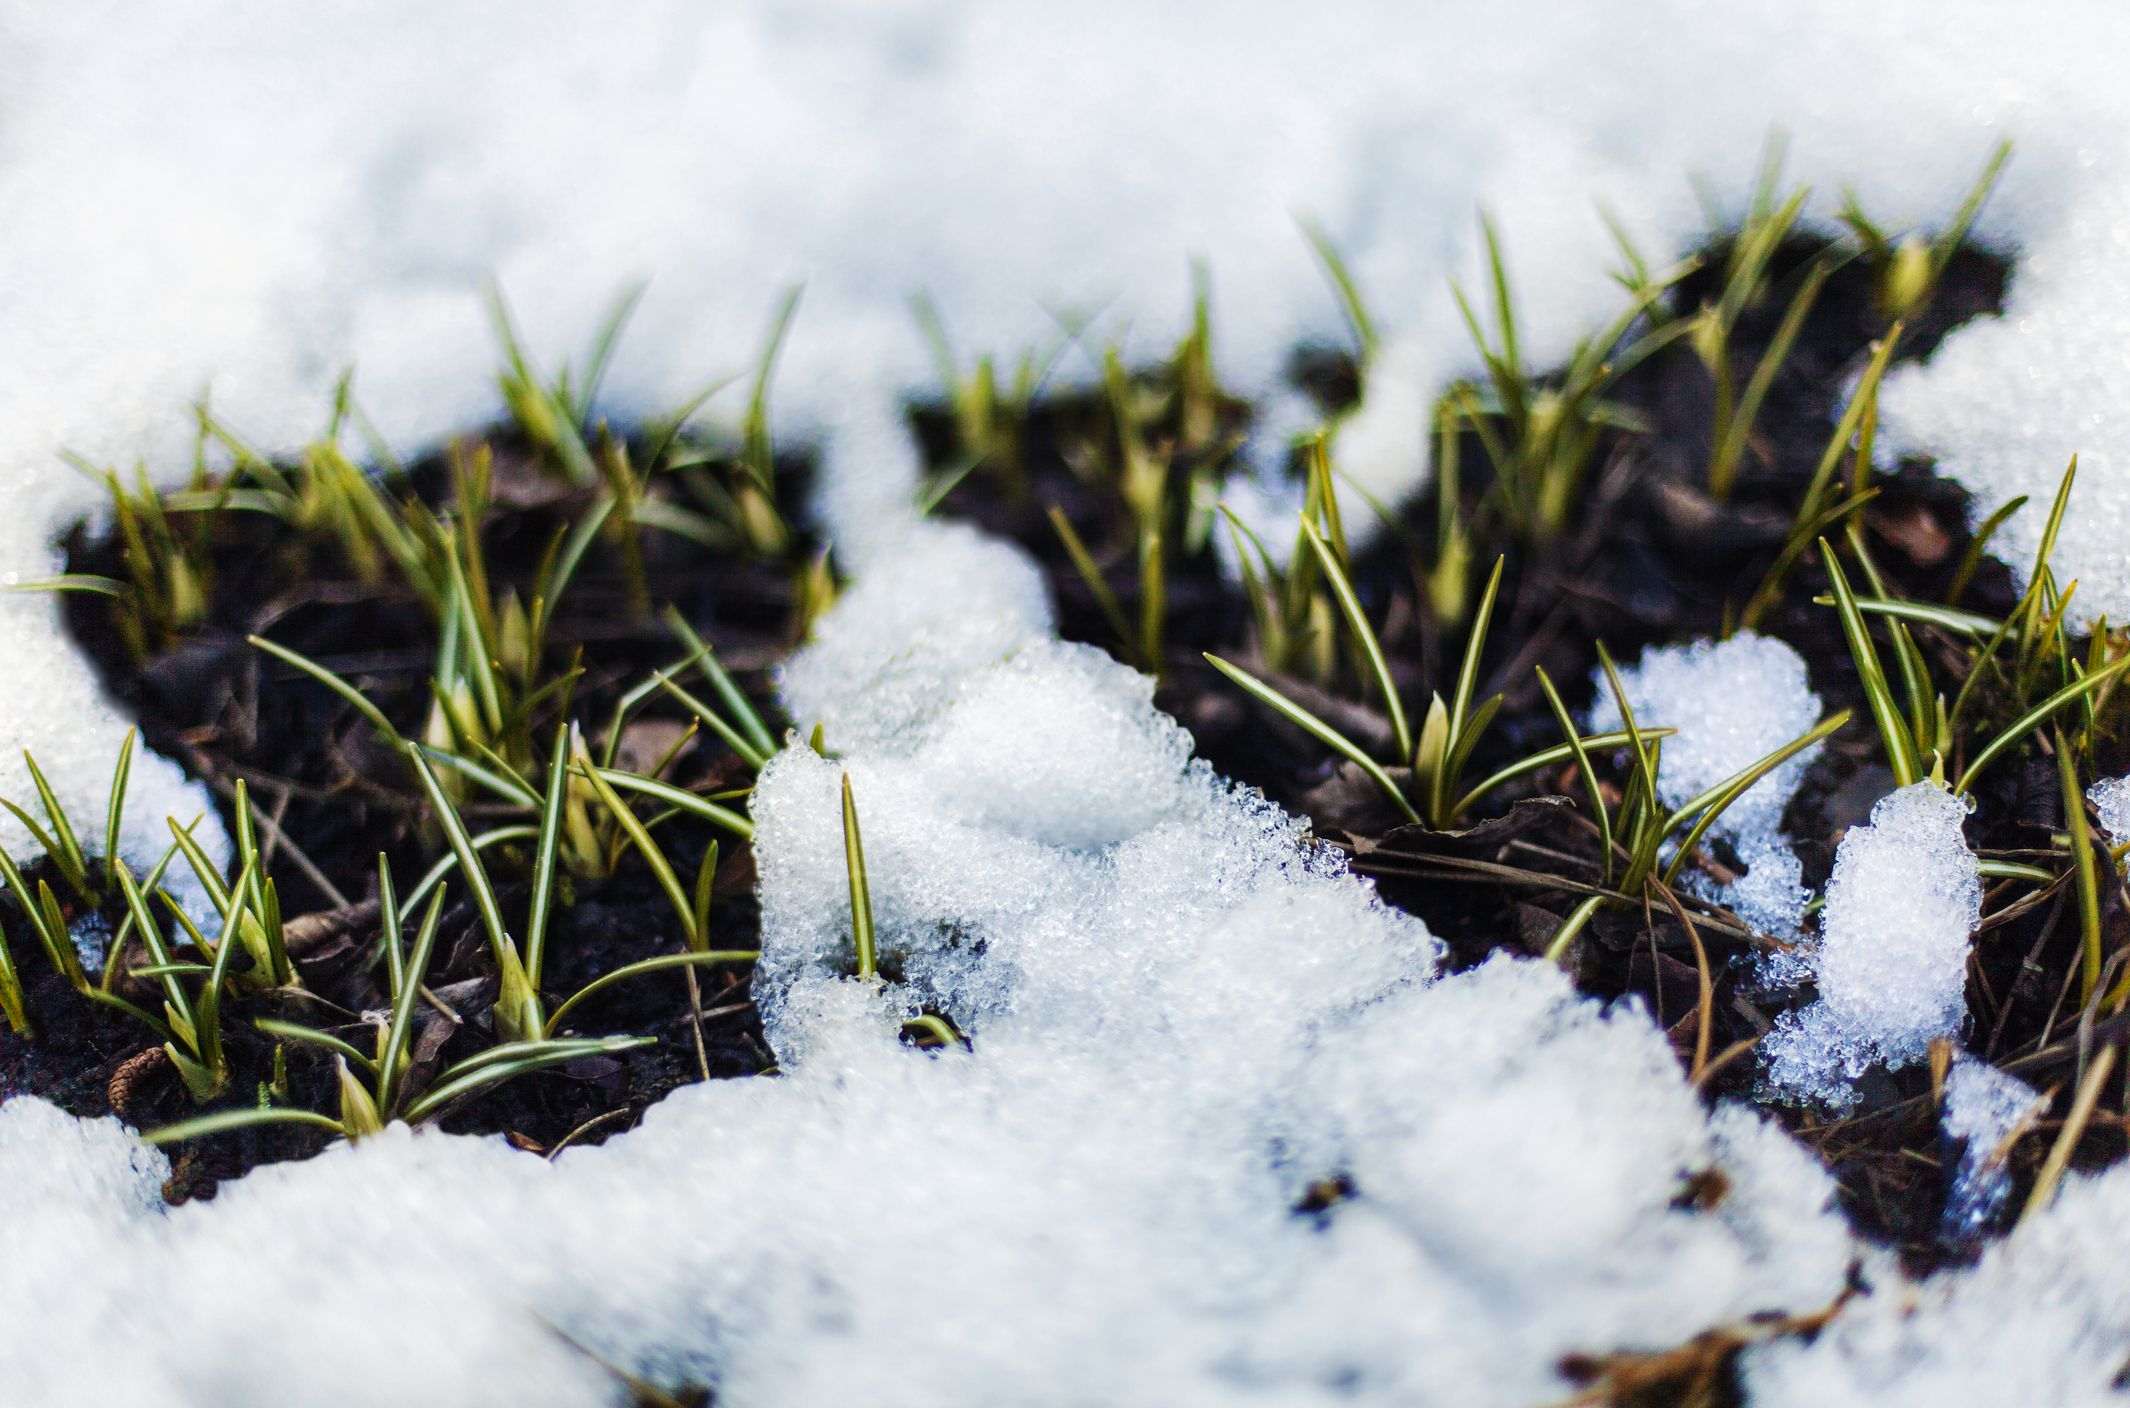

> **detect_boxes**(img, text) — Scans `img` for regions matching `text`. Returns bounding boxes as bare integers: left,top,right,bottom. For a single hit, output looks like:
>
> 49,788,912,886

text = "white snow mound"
0,517,1855,1404
1762,783,1982,1111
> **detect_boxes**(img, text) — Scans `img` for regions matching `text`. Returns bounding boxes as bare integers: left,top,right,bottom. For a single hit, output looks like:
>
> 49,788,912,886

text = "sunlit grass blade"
1542,893,1610,965
1535,666,1611,879
1823,543,1919,786
1448,727,1673,821
2056,732,2103,1000
1660,710,1851,887
1049,506,1138,662
21,751,89,898
252,1016,378,1077
650,671,770,772
1709,259,1830,500
1956,651,2130,795
144,1106,346,1146
166,815,232,917
692,840,719,960
402,823,538,916
1808,596,2001,637
1203,653,1418,824
543,949,758,1037
524,725,571,989
104,729,136,880
0,845,83,990
1949,493,2028,606
486,281,600,486
1448,557,1505,755
0,918,29,1036
408,746,538,1039
399,1036,652,1125
1738,486,1882,633
381,884,448,1113
842,773,877,981
1301,518,1411,760
572,282,647,422
573,757,700,948
589,768,754,839
1299,217,1377,358
414,743,541,808
664,608,777,761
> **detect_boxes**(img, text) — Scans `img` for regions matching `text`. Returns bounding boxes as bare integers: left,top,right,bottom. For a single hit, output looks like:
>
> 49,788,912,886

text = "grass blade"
1823,543,1918,786
400,1037,651,1126
1203,654,1418,823
664,608,777,761
380,885,448,1114
1957,651,2130,795
573,756,700,948
544,949,758,1037
1301,518,1411,760
144,1107,345,1146
104,729,136,881
590,768,754,839
2057,732,2103,1000
843,774,876,981
249,635,411,756
1535,666,1612,879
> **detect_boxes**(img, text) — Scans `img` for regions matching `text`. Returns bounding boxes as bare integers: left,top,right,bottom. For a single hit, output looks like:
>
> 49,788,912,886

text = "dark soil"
0,432,809,1196
922,237,2130,1278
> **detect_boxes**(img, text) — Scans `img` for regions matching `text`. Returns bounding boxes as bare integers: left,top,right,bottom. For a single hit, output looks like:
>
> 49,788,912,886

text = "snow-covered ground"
6,2,2130,1402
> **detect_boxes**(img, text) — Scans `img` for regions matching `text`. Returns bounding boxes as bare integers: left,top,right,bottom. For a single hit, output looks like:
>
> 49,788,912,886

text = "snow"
2089,773,2130,847
1762,783,1983,1112
1586,632,1823,941
0,1,2124,1401
1939,1056,2046,1244
1747,1155,2130,1407
0,516,1857,1404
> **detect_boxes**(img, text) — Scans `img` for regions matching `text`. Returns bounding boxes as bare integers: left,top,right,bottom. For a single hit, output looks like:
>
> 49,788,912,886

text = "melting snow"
1747,1154,2130,1407
1939,1056,2047,1244
2090,773,2130,846
1586,632,1824,943
0,518,1857,1404
0,1,2125,1402
1762,783,1983,1112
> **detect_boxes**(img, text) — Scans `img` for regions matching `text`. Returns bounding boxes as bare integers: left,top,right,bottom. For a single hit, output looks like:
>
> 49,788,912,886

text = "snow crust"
1587,633,1822,941
1762,784,1983,1112
0,3,2126,1401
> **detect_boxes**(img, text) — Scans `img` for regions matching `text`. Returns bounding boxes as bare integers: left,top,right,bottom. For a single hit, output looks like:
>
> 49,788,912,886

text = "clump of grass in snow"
0,295,800,1151
1209,549,1670,830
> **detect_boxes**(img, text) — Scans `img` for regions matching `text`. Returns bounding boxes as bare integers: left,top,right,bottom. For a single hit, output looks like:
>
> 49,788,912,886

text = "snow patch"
1762,783,1982,1112
0,516,1856,1403
1939,1056,2046,1243
1747,1154,2130,1407
2089,773,2130,847
1586,632,1823,941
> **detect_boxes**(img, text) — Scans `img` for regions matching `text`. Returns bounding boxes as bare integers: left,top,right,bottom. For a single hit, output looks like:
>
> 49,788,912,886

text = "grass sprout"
1209,554,1667,828
843,773,876,982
